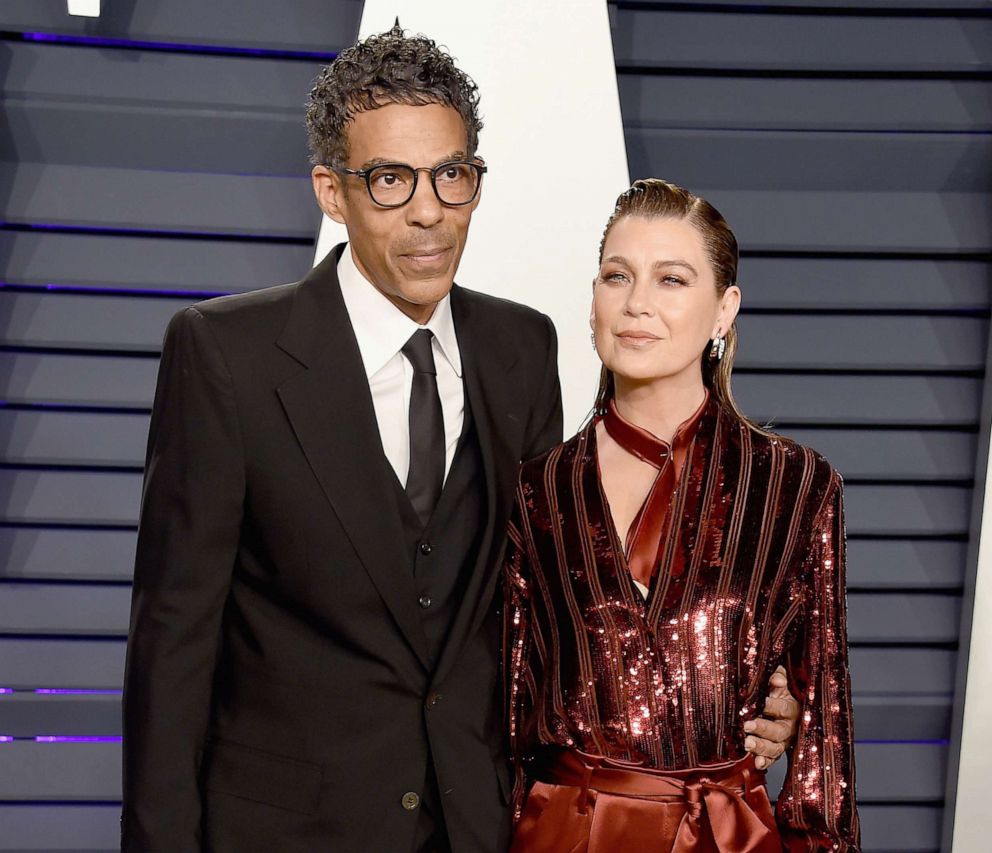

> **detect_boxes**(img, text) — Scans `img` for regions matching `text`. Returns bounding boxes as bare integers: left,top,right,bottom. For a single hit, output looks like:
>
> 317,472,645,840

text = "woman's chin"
606,361,702,389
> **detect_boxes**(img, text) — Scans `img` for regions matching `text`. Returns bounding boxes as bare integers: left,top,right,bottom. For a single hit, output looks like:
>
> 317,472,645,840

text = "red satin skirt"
510,749,781,853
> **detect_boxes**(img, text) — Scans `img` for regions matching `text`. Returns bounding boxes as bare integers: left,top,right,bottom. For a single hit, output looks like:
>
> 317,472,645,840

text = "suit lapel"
275,245,431,671
433,286,524,685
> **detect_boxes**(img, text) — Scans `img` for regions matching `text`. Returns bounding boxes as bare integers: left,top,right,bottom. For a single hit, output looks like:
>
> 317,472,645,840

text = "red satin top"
602,393,709,589
504,395,860,851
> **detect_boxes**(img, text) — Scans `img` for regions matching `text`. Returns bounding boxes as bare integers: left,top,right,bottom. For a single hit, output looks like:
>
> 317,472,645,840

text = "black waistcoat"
391,403,487,664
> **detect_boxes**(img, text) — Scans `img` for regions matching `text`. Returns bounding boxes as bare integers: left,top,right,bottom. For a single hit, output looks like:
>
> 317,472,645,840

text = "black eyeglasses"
334,160,487,208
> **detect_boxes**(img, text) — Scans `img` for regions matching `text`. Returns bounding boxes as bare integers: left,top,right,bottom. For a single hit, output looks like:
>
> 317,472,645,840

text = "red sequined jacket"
504,397,860,851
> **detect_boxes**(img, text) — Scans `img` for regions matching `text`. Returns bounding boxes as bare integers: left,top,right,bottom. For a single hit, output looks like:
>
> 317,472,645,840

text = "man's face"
312,103,480,323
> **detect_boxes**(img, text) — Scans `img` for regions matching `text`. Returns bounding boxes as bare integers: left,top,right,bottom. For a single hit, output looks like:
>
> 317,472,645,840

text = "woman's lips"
616,331,662,347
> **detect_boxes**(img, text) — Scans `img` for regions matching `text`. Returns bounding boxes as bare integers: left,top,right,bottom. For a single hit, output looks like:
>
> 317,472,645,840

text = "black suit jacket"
121,245,563,852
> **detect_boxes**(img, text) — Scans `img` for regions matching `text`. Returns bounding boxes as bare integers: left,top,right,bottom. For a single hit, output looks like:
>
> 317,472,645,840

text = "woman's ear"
714,285,741,337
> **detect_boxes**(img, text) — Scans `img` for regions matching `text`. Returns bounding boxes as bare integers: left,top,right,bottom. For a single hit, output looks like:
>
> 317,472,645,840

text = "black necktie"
402,329,445,525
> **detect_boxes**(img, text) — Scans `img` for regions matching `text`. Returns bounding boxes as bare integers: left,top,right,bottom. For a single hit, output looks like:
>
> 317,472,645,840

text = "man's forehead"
344,102,469,163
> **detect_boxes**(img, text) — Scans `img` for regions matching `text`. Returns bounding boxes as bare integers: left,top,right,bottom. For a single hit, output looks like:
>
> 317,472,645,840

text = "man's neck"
349,245,439,326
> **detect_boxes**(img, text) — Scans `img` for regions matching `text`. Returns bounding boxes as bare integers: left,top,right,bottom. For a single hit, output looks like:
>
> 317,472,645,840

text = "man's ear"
312,165,347,225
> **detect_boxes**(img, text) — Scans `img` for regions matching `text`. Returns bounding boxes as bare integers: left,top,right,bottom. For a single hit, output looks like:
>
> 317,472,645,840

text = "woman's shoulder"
518,424,592,485
732,416,842,493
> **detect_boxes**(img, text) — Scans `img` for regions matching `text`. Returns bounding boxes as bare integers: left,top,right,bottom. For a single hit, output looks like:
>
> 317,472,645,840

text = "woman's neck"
612,373,707,444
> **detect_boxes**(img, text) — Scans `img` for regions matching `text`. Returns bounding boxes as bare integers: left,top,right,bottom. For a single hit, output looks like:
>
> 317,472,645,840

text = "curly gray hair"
306,23,483,167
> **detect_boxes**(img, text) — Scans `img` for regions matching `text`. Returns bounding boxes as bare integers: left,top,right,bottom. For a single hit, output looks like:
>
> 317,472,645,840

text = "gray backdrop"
0,0,989,850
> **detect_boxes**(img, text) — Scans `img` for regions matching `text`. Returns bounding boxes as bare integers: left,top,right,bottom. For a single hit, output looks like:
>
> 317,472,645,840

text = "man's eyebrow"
602,255,632,267
356,152,469,171
357,157,391,170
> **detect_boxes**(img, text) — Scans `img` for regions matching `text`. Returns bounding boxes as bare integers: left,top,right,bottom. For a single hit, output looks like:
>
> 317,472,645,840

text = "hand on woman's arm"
743,665,800,770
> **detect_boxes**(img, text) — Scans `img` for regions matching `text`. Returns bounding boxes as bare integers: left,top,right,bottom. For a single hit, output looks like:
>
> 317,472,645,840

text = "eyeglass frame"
332,159,487,209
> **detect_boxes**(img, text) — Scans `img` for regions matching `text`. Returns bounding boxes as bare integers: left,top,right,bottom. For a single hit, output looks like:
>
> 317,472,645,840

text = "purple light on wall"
0,221,313,245
0,688,13,694
0,736,13,743
21,32,338,61
35,736,122,743
1,280,229,298
35,689,122,695
44,284,230,298
856,738,949,746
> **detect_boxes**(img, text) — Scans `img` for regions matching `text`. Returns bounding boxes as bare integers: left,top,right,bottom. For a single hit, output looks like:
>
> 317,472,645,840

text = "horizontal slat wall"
4,353,982,420
613,6,992,72
4,291,989,367
611,2,990,851
0,4,986,852
0,4,361,850
0,231,313,294
3,412,975,479
0,469,972,534
0,0,363,53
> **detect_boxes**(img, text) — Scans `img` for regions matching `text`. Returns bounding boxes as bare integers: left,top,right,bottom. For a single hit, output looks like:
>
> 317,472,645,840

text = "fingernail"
743,721,755,732
745,737,756,750
755,757,766,769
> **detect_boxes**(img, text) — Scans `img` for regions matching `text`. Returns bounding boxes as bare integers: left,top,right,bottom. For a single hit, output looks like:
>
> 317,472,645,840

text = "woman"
504,179,859,852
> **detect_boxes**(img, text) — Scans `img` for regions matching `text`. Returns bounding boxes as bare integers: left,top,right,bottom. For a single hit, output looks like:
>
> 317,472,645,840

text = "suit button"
401,791,420,811
419,541,432,556
426,692,442,708
419,595,432,609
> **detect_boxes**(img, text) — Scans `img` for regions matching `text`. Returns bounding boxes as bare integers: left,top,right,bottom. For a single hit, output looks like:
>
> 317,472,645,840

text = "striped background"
1,1,989,850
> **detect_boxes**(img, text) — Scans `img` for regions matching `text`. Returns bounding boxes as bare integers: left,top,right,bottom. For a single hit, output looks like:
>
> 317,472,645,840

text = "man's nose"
405,173,444,228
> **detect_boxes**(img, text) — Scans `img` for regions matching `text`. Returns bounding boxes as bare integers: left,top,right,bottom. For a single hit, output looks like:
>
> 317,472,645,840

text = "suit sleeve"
777,474,861,851
521,314,563,461
121,307,246,850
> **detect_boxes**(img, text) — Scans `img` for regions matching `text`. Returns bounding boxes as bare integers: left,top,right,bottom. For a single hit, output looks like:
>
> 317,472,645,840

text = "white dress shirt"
337,245,464,487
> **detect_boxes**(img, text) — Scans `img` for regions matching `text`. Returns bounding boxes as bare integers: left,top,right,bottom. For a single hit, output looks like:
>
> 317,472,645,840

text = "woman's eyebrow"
653,259,698,276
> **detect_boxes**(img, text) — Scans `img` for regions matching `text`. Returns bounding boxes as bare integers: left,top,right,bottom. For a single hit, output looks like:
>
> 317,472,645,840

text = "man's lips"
401,247,452,261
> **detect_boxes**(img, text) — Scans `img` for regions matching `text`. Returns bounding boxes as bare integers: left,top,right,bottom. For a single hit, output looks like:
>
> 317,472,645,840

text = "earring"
590,331,597,350
709,335,726,361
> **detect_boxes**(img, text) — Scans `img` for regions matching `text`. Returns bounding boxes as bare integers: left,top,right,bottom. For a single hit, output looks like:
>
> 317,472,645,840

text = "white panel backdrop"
315,0,630,432
951,430,992,849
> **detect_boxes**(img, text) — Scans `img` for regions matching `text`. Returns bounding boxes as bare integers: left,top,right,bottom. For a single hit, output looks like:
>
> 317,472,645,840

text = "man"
122,25,796,853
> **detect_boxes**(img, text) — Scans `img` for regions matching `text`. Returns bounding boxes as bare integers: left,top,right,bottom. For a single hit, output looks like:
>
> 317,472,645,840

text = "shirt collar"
337,243,462,379
601,389,710,468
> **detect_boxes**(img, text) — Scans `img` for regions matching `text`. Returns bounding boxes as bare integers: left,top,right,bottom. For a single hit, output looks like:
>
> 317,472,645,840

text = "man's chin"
407,279,455,306
391,268,457,301
376,274,453,321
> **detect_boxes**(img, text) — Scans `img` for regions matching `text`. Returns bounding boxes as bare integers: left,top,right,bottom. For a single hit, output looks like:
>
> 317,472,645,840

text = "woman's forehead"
602,216,709,267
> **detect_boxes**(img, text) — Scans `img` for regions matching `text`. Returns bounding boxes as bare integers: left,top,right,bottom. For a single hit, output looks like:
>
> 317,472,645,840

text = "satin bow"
672,774,781,852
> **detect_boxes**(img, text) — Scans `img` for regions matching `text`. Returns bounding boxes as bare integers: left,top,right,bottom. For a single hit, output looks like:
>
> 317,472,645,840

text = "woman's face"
591,215,740,389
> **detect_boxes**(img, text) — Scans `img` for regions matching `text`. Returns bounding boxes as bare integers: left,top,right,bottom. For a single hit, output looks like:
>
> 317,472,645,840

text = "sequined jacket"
504,397,860,851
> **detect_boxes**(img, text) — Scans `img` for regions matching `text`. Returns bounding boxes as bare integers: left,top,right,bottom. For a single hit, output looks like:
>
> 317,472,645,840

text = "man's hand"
743,665,800,770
